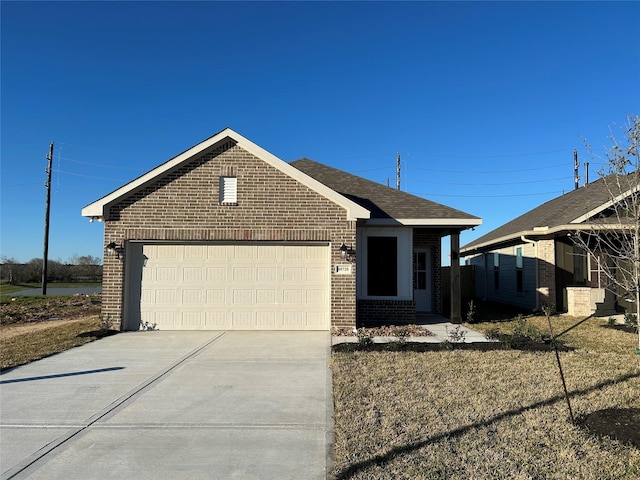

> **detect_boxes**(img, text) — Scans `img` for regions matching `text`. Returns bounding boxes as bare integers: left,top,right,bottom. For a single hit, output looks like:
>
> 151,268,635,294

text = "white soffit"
81,128,370,221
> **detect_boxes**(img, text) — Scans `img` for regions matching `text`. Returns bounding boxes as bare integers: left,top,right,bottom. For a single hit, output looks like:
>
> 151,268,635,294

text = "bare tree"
574,115,640,353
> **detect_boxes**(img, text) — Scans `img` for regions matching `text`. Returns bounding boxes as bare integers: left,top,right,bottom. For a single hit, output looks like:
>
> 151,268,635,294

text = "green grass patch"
331,314,640,479
1,317,116,370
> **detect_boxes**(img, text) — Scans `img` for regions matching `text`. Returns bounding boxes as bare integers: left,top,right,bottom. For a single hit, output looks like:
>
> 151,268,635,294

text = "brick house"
82,129,481,331
460,174,639,317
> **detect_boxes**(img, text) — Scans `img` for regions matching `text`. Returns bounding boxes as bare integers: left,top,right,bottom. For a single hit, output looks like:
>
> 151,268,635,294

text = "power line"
55,155,144,170
54,169,127,181
409,190,564,199
406,162,568,174
407,176,572,186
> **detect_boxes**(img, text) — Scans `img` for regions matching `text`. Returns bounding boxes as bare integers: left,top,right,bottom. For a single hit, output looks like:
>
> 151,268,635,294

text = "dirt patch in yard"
0,295,101,325
0,318,90,341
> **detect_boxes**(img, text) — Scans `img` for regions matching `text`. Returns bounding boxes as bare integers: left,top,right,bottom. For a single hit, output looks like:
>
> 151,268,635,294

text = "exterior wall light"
106,241,123,259
340,242,355,262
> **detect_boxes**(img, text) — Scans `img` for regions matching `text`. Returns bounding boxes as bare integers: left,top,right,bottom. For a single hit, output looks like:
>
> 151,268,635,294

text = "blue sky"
1,1,638,265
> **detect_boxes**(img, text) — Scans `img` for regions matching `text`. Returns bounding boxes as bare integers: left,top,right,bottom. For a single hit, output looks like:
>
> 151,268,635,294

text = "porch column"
450,232,462,323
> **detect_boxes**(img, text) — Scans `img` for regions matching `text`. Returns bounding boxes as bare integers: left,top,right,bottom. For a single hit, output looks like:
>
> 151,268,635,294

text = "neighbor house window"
219,176,237,204
516,247,523,293
573,245,587,285
493,252,500,290
367,236,397,296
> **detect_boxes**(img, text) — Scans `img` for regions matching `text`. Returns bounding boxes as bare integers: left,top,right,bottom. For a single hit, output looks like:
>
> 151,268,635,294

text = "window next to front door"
367,236,397,296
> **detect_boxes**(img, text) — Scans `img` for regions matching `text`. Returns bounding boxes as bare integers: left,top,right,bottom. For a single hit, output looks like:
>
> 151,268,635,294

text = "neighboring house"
460,174,638,316
82,129,481,331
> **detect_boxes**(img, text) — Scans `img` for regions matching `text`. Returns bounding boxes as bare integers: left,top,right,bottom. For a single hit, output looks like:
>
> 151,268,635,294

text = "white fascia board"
233,132,370,221
82,129,235,219
364,218,482,227
570,185,639,224
82,128,370,221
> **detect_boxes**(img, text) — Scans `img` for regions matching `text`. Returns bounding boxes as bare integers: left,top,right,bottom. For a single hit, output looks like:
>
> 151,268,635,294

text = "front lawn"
0,316,115,370
331,314,640,479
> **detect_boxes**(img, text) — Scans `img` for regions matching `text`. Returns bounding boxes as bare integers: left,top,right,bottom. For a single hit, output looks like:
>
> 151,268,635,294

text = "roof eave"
569,184,639,223
81,128,371,222
460,222,637,256
364,218,482,227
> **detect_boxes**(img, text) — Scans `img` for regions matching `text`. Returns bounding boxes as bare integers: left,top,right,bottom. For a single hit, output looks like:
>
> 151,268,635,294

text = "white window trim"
356,227,412,300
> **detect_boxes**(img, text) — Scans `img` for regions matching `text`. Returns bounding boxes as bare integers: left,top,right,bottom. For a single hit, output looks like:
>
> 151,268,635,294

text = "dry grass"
0,316,114,370
331,315,640,479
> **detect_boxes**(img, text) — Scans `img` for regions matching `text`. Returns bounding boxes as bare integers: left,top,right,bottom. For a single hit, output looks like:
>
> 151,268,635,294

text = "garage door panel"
184,245,206,259
205,311,227,327
206,267,227,282
136,244,329,330
183,267,205,282
307,312,327,327
181,311,204,328
256,312,276,327
283,289,304,304
233,267,254,282
182,289,204,304
232,311,254,327
306,290,326,304
283,267,304,282
233,289,254,304
156,245,178,259
206,289,226,304
256,289,277,304
283,312,305,327
154,289,177,304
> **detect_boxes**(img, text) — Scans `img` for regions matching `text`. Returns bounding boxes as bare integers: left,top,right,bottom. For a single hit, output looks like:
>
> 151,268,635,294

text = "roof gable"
461,173,639,254
81,129,370,221
290,158,481,228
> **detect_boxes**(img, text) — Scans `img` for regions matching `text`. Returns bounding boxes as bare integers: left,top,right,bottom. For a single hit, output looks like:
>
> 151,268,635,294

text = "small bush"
624,312,638,332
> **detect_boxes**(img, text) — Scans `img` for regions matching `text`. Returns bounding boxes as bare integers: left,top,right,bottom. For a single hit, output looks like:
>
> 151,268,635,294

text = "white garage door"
133,243,330,330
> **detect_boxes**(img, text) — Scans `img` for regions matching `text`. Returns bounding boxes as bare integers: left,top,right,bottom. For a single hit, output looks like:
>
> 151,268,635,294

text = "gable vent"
220,176,238,204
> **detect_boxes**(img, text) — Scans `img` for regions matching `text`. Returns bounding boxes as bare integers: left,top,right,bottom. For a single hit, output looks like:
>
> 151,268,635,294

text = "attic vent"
220,176,238,204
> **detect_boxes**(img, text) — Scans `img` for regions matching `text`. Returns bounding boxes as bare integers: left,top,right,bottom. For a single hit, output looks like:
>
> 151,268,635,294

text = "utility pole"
42,141,54,295
396,152,401,191
574,149,579,190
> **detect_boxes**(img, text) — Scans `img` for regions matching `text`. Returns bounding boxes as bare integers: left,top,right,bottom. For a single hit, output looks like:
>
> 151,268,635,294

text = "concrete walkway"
0,331,332,480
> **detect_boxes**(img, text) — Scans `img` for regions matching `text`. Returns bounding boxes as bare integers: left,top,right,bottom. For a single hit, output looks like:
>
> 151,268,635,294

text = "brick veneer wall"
566,287,594,317
102,141,357,329
357,299,415,324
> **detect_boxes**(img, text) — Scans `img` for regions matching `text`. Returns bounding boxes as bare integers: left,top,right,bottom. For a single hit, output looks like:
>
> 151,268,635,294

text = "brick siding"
357,299,416,324
102,141,357,329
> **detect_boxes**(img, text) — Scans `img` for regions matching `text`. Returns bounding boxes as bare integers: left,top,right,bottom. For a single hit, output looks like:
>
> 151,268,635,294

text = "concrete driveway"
0,331,333,480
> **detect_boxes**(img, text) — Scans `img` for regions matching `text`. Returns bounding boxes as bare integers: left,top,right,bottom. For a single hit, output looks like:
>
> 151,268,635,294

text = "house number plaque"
335,264,352,275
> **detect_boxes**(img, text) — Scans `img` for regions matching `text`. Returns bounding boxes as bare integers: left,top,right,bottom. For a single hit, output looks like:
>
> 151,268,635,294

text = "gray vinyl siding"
467,243,537,310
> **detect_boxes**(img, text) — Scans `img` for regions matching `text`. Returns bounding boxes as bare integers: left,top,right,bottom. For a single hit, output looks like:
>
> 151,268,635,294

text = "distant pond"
8,286,102,296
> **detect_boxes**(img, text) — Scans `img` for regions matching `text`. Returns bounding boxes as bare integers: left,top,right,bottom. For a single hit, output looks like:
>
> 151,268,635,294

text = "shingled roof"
290,158,481,228
461,173,638,255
